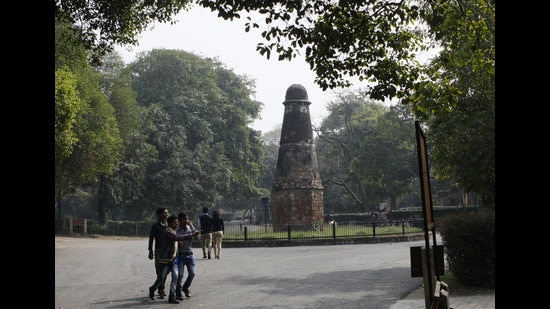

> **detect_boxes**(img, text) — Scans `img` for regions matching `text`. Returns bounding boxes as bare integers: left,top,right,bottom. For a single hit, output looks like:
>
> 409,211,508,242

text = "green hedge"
438,211,495,288
328,206,479,222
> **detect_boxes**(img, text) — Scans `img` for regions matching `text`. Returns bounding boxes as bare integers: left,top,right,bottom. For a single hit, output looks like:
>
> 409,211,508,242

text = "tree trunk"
97,175,107,225
56,196,63,232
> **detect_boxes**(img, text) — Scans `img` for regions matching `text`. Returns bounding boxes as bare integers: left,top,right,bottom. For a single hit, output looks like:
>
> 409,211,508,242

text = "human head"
156,207,169,221
212,209,220,219
202,206,209,214
178,212,188,223
167,215,179,229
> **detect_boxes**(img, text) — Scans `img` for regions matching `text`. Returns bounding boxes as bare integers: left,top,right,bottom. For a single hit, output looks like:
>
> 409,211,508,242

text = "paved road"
55,236,428,309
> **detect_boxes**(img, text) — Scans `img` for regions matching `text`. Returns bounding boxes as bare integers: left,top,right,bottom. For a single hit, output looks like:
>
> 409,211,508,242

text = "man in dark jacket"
197,206,213,259
148,207,169,298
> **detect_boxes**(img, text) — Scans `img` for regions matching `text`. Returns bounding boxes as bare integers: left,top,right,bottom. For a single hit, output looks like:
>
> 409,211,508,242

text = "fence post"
372,222,376,238
244,226,248,241
332,222,336,239
69,216,74,235
83,219,87,236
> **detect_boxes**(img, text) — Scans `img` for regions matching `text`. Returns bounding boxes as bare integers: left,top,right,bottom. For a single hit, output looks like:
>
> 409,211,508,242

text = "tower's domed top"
285,84,308,101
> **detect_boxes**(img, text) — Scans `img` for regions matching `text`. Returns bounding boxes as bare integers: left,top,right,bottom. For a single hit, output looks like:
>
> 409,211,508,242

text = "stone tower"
271,84,324,230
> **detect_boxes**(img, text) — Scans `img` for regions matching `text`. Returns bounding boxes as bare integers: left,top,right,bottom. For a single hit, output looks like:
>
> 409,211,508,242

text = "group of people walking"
198,206,225,259
147,206,224,304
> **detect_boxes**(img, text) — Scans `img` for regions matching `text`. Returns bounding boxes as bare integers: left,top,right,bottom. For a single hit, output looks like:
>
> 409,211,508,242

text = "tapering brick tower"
271,84,324,231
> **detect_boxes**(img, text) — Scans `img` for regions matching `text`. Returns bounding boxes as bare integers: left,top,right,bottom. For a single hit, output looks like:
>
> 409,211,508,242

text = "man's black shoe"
176,295,185,301
208,254,211,259
168,298,180,304
149,287,155,300
183,288,191,298
158,291,167,299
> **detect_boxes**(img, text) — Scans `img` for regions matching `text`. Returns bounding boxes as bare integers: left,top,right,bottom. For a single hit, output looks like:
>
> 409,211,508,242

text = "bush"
87,219,152,237
438,211,495,288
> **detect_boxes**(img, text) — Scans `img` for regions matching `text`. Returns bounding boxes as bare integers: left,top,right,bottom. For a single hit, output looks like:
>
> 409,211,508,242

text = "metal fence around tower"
58,217,424,240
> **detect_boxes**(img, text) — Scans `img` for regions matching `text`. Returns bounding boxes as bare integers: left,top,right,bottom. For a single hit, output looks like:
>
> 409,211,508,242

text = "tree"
257,127,281,192
55,68,81,169
197,0,493,105
56,0,494,112
93,52,158,221
409,0,495,209
406,0,495,116
55,19,123,225
55,0,193,64
315,89,386,212
351,103,418,210
55,67,84,225
128,49,264,215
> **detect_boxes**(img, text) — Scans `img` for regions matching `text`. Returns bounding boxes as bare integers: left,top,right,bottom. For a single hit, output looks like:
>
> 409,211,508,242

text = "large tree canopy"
129,49,264,213
55,0,192,64
55,20,124,224
55,0,495,213
55,0,495,114
197,0,495,114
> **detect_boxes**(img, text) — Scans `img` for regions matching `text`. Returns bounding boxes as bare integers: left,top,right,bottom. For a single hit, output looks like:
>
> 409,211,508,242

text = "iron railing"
61,218,424,239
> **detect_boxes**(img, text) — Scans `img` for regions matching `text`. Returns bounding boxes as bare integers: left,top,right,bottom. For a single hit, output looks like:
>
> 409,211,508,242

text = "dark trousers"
151,262,171,293
154,249,170,292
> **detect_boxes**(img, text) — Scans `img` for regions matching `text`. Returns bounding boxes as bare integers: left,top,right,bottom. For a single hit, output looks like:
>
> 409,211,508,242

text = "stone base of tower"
272,188,324,231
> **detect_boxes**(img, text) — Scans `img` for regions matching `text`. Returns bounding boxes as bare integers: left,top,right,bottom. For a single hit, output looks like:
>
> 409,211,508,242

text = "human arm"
165,228,199,241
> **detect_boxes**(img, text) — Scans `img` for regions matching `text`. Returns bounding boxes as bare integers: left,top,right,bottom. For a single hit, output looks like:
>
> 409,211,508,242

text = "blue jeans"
176,253,196,295
168,256,180,299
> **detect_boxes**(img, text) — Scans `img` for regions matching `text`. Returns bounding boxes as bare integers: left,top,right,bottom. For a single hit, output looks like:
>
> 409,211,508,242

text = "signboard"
415,121,434,229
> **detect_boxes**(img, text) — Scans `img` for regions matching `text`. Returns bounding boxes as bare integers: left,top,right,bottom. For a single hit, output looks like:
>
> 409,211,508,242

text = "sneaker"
183,288,191,298
168,298,180,304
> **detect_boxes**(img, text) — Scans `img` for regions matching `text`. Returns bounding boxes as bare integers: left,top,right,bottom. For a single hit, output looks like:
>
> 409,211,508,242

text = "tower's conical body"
271,84,324,230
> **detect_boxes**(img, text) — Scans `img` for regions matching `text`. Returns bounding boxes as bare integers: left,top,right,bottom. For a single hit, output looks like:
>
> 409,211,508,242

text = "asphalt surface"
55,236,494,309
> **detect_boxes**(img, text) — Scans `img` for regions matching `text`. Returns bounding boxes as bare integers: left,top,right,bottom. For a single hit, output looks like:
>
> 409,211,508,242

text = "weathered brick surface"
272,84,324,229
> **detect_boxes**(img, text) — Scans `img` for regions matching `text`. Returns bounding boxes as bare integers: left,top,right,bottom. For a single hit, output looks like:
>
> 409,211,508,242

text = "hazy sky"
114,5,345,133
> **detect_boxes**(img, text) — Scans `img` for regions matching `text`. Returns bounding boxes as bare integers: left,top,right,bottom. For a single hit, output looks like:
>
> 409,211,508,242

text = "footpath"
390,284,495,309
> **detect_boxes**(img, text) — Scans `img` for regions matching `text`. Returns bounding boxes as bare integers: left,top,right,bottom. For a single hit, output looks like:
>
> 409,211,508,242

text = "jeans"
176,253,196,295
169,256,180,299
